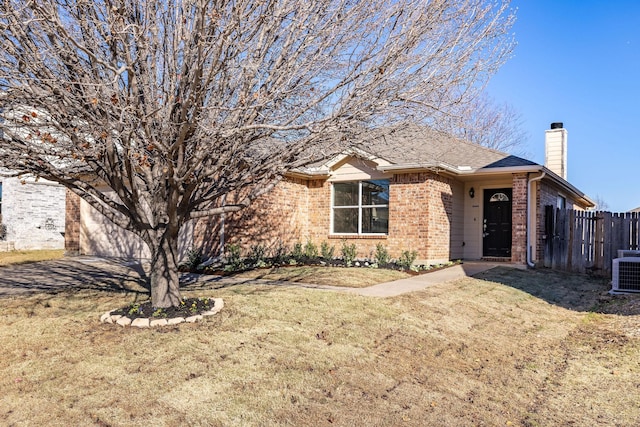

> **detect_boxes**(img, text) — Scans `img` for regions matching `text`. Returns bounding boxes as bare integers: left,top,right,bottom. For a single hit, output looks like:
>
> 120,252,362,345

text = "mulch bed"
110,297,216,320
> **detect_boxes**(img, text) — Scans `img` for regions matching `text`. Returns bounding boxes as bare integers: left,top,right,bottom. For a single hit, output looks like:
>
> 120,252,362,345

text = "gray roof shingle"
357,125,536,170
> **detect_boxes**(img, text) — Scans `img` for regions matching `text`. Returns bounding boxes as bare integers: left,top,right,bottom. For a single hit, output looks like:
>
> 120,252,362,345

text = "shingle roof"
356,125,536,170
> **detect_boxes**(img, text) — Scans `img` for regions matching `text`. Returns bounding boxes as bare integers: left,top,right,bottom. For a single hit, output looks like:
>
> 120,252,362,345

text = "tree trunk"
149,228,182,308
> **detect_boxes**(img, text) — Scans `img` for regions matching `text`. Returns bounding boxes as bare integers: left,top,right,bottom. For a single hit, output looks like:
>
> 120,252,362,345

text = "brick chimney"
545,122,567,180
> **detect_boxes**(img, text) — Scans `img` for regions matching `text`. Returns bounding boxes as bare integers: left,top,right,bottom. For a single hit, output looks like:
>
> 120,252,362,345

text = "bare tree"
0,0,515,307
439,93,529,155
592,194,609,211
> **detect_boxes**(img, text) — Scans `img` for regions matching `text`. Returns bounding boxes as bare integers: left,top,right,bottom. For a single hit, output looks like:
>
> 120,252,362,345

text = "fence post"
629,212,640,250
602,211,613,276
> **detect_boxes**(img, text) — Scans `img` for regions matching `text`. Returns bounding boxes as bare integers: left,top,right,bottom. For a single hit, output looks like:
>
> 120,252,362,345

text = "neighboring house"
631,207,640,213
65,122,594,267
0,175,66,251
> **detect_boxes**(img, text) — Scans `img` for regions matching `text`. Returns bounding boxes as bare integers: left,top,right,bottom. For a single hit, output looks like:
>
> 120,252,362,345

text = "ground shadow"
179,271,313,295
473,266,640,315
0,257,150,297
0,255,288,301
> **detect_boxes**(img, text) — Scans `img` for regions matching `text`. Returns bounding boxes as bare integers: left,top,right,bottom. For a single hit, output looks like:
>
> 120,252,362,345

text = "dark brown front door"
483,188,512,257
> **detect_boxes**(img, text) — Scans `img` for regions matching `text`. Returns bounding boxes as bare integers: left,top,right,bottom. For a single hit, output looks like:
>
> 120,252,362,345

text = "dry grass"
0,249,65,266
1,266,640,426
233,265,411,287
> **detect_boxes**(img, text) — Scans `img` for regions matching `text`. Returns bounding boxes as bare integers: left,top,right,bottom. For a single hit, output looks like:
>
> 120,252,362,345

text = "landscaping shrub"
320,241,335,260
290,242,304,262
304,239,319,259
184,247,203,271
340,241,357,267
271,240,289,265
224,243,245,271
398,250,418,270
374,243,390,265
248,244,268,267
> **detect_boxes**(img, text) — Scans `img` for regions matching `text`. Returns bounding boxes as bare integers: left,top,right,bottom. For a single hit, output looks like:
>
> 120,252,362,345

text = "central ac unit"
611,257,640,293
617,250,640,258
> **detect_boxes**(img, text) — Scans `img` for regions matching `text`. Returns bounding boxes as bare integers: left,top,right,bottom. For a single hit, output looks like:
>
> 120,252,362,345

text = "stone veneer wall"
1,177,66,251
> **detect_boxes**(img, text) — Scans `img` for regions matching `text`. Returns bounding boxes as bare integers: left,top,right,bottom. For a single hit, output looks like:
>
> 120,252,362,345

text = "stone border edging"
100,298,224,328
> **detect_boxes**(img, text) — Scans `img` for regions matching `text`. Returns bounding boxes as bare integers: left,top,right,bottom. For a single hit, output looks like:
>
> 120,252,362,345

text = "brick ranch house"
65,123,594,267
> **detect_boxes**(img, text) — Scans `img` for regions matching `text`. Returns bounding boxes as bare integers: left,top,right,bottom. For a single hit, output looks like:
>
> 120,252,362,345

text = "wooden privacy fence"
543,207,639,276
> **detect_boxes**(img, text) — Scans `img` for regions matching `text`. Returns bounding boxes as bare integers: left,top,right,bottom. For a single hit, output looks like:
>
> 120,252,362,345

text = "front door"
483,188,512,257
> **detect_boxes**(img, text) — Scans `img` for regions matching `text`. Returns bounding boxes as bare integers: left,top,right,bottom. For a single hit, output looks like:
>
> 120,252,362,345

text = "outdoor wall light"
469,187,475,198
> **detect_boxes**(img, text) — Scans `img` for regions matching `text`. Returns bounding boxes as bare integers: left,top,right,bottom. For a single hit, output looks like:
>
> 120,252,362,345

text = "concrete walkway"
343,262,511,297
0,256,517,298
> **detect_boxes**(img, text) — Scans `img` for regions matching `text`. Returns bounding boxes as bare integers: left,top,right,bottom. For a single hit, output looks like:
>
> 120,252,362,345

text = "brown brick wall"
307,179,331,243
321,172,454,262
64,189,81,255
511,173,528,264
386,173,431,258
425,173,454,261
195,171,457,263
534,179,584,263
193,177,310,258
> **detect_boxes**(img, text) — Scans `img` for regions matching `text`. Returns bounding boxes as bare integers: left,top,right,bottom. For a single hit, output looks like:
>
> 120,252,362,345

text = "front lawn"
232,265,411,287
0,266,639,426
0,249,64,266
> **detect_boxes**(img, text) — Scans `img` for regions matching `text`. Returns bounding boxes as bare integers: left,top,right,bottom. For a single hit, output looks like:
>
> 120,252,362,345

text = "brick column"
511,173,528,264
64,189,81,255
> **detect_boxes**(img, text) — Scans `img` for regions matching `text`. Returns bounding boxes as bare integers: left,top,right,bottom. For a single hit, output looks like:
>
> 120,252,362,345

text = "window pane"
333,183,359,206
362,180,389,205
362,207,389,233
333,208,358,233
489,192,509,202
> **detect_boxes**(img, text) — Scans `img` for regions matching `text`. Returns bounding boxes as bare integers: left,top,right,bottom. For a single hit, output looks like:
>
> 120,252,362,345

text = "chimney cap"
550,122,564,129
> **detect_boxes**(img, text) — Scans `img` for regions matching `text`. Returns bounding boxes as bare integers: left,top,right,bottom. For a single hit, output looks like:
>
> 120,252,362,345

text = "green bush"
224,244,245,271
272,240,289,265
291,242,304,261
374,243,390,265
341,241,357,267
184,247,203,271
248,244,268,267
398,250,418,270
320,241,335,260
304,239,319,259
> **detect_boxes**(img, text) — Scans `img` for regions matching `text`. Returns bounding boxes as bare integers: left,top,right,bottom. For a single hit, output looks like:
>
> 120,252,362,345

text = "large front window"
332,180,389,234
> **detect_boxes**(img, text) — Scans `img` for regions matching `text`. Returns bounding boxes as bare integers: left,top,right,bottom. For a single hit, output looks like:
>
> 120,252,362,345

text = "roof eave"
539,167,596,209
285,169,331,179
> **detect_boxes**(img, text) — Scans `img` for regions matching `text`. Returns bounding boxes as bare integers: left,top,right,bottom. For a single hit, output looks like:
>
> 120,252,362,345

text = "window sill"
328,234,388,240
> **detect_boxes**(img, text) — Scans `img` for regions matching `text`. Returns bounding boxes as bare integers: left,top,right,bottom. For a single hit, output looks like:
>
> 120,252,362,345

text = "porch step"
481,256,512,262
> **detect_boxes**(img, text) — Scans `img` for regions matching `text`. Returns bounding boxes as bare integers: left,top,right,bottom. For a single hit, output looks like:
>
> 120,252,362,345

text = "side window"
332,180,389,234
557,195,566,210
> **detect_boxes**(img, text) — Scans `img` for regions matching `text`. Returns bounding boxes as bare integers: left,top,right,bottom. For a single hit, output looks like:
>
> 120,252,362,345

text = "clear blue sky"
486,0,640,212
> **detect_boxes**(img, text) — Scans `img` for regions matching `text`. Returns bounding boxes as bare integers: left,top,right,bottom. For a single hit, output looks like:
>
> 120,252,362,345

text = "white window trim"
330,180,389,235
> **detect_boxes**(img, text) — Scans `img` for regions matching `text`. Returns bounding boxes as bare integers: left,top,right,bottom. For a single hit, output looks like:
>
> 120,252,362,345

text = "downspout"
527,172,546,267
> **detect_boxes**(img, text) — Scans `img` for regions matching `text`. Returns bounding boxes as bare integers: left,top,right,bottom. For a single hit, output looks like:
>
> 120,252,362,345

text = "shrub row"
182,241,458,274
